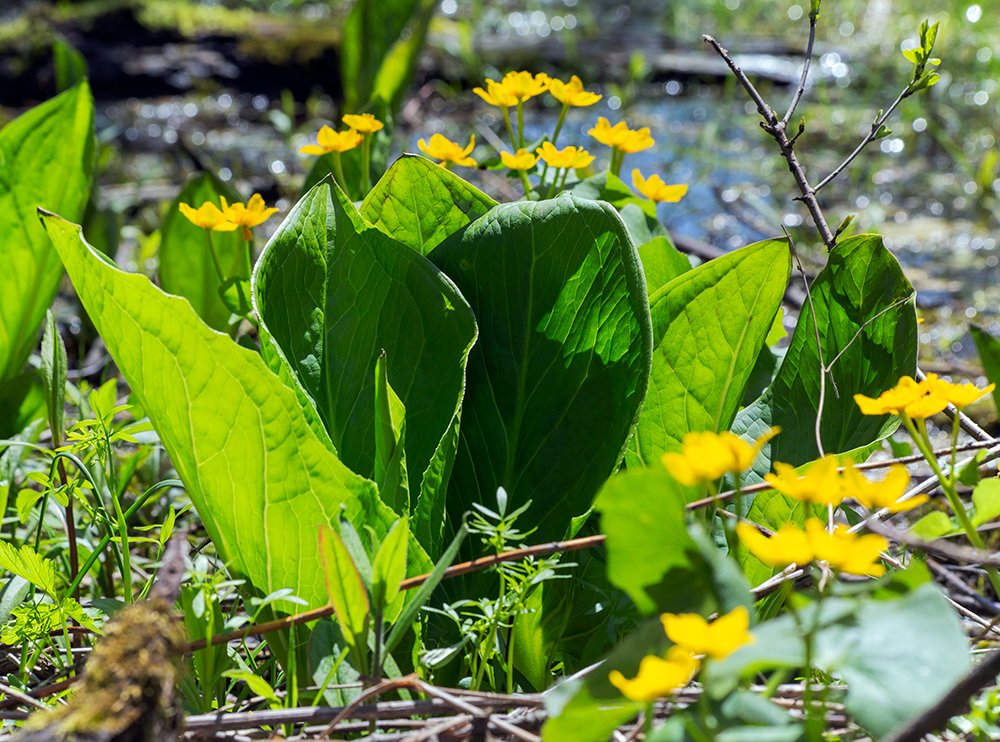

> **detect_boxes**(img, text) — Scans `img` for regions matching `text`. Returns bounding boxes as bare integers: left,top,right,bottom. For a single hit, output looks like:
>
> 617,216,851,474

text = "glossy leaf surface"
253,180,477,553
431,195,653,547
732,234,916,484
629,237,790,467
360,155,497,256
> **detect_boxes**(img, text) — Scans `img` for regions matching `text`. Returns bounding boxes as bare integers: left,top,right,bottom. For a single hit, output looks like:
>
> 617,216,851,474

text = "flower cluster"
178,194,278,241
764,455,926,513
737,519,888,576
300,113,385,195
854,374,994,419
416,69,685,203
299,113,384,157
609,607,753,702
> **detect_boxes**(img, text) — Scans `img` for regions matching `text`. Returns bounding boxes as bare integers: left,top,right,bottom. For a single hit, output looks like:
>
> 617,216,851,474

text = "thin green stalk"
206,231,226,283
516,99,525,148
552,104,569,145
361,134,371,195
242,236,253,280
516,168,533,197
64,479,182,598
501,106,517,151
902,414,1000,597
546,167,562,199
332,151,349,198
505,622,515,695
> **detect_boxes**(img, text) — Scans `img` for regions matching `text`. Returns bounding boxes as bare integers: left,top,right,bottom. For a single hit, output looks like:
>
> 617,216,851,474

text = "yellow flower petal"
661,428,778,486
608,647,700,702
418,133,477,167
632,170,688,203
661,606,754,661
764,455,843,507
500,148,539,170
843,464,926,512
805,520,887,577
501,70,550,101
179,201,228,230
342,113,384,133
736,521,813,568
548,75,602,107
473,79,517,108
535,142,594,169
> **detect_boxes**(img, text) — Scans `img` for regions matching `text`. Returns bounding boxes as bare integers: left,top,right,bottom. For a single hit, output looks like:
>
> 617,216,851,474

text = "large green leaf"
431,195,653,548
360,155,497,256
594,469,709,615
0,81,94,384
628,237,790,467
252,180,477,553
160,172,246,332
732,234,916,485
41,211,415,612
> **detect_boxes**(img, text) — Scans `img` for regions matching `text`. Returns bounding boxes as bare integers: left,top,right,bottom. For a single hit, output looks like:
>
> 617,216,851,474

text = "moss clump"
20,598,187,742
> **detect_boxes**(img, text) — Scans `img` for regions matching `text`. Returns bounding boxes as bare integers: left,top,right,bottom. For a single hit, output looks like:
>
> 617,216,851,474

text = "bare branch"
813,86,913,193
781,6,820,127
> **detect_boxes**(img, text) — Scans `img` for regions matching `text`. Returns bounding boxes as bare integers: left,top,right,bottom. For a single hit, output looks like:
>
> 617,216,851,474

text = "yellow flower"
341,113,384,134
661,606,754,661
924,374,995,407
764,455,843,507
418,133,477,167
632,170,688,203
548,75,602,107
588,117,655,152
805,520,887,577
178,201,238,232
299,125,363,155
535,142,595,169
473,78,517,108
661,427,779,487
500,148,538,170
736,521,813,568
501,70,550,101
608,646,701,702
619,127,655,154
854,375,947,418
220,194,279,240
842,464,928,512
589,117,631,147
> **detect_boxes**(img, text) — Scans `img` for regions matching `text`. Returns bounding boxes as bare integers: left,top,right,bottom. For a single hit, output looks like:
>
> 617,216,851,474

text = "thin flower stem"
242,236,253,279
332,151,350,199
551,104,568,146
516,100,525,149
501,107,517,152
517,168,533,198
206,231,227,283
361,134,372,195
902,414,1000,597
